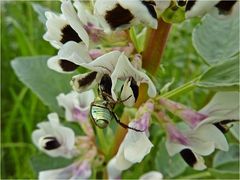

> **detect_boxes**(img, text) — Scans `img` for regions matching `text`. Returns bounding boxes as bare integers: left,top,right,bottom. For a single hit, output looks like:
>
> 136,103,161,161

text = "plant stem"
158,76,200,99
179,171,211,179
136,18,172,107
142,18,172,75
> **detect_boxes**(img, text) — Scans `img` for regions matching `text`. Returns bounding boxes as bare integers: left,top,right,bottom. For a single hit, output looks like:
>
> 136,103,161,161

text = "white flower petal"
39,161,91,180
119,0,158,29
47,55,79,73
111,53,156,99
94,0,118,33
115,143,133,170
120,78,138,107
81,50,122,74
74,0,100,27
94,0,157,31
139,171,163,180
107,157,124,180
192,124,229,151
155,0,171,15
58,41,92,64
57,91,80,121
123,129,153,163
43,11,67,49
32,113,75,158
71,71,100,93
61,0,89,47
199,91,239,121
185,0,219,18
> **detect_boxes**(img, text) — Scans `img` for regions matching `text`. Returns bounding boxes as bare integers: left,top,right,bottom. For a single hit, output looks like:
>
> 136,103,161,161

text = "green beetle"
89,94,142,132
89,74,143,132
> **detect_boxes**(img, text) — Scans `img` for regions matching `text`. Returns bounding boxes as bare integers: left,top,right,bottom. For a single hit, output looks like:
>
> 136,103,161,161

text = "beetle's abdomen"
91,105,112,128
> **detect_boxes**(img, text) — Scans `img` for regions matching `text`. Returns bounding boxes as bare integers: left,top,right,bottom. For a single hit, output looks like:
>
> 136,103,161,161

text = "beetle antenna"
112,112,144,132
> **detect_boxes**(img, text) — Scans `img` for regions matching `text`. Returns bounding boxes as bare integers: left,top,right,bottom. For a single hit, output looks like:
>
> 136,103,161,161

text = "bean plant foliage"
10,0,239,179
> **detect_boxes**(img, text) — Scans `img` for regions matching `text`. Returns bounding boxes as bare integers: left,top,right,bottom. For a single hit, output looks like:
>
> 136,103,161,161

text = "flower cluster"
29,0,240,179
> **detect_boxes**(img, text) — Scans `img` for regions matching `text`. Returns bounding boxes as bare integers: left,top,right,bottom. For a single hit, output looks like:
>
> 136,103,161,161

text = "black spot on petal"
215,0,237,15
130,77,139,102
78,71,97,88
214,122,228,133
186,0,196,11
142,1,157,19
105,4,134,30
59,59,79,72
100,74,112,96
214,119,238,133
43,137,61,150
180,149,197,167
61,25,82,44
178,0,187,7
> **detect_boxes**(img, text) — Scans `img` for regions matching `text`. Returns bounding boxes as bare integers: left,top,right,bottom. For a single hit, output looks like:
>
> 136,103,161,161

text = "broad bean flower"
159,91,239,170
107,101,154,179
32,113,76,158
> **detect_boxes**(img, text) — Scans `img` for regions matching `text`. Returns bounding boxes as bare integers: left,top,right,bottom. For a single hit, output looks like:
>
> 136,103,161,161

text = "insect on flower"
89,74,143,132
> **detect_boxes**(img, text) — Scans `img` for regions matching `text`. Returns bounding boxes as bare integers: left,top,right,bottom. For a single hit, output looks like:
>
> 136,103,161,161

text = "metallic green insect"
89,74,142,132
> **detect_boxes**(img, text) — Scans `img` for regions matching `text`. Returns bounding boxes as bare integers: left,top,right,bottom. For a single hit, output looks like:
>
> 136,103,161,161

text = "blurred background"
1,1,221,179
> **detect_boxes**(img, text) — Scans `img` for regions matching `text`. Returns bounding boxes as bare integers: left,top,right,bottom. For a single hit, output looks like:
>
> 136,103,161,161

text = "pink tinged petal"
111,43,134,56
88,49,105,59
81,50,122,74
61,0,89,47
39,161,91,180
131,53,142,70
111,53,156,101
57,91,80,121
159,98,208,128
72,108,88,122
72,161,92,179
139,171,163,180
166,123,189,145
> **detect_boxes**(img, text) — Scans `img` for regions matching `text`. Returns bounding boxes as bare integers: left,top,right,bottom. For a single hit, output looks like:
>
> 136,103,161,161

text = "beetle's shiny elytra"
90,100,113,128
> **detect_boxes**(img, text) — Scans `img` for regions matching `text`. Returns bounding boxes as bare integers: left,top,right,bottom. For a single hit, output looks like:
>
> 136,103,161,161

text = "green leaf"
31,153,74,173
155,139,187,178
11,56,73,115
193,14,239,65
197,58,239,91
32,3,50,24
230,122,240,141
209,144,240,179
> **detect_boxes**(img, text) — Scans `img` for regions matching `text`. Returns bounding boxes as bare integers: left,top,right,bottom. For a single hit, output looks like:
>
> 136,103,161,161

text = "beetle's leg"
117,95,132,103
112,112,144,132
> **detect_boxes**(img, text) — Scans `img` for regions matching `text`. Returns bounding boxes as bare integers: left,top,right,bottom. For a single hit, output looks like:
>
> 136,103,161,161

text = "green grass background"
0,1,228,179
